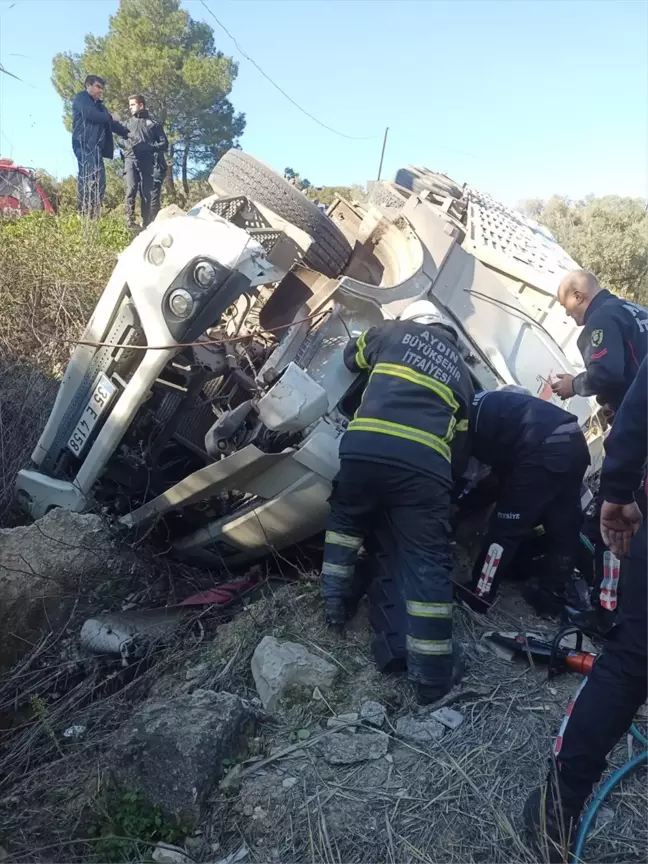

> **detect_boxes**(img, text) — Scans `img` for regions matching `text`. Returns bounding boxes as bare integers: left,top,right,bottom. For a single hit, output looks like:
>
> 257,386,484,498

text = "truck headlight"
148,244,166,266
169,289,194,318
194,261,218,288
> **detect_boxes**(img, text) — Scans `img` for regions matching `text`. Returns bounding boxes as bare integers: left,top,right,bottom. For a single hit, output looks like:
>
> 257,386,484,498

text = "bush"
0,212,131,521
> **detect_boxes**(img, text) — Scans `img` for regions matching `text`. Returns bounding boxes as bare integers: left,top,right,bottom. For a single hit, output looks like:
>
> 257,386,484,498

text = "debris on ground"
316,731,389,764
0,542,645,864
326,711,359,731
359,700,387,727
395,712,446,744
152,842,194,864
251,635,338,711
432,706,465,730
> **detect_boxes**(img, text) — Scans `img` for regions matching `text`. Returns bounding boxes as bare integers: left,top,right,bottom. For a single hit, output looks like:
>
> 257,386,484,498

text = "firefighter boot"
523,781,582,863
415,645,464,705
523,556,590,619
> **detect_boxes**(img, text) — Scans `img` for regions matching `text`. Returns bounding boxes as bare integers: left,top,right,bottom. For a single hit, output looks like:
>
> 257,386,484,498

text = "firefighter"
523,358,646,861
457,386,590,615
120,94,169,229
320,301,474,704
551,269,647,412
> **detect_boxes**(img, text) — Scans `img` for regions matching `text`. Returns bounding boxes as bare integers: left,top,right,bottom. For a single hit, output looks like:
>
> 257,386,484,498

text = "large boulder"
109,689,255,822
251,636,338,712
0,510,120,655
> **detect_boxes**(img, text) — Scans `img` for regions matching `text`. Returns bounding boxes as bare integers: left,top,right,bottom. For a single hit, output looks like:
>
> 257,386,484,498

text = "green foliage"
0,211,130,520
305,185,367,206
520,195,648,305
51,0,245,195
88,790,193,862
35,162,129,217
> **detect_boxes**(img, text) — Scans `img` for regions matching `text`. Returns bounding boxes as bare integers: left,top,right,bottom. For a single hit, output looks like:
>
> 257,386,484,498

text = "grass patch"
0,212,130,523
87,789,194,862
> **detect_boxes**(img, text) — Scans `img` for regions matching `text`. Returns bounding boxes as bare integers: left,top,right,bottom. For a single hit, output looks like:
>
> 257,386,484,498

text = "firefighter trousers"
471,436,588,602
551,523,647,814
321,458,454,687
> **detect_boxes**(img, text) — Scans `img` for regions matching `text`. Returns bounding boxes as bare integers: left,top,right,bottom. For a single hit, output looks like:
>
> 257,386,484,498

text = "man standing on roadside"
120,94,169,229
72,75,130,218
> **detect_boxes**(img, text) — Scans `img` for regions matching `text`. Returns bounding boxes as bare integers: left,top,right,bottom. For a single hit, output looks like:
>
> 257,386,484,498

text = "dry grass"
1,551,644,864
0,212,130,523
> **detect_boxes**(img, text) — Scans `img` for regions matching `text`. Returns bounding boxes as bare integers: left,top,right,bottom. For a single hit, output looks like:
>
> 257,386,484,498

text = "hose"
630,722,648,748
571,723,648,863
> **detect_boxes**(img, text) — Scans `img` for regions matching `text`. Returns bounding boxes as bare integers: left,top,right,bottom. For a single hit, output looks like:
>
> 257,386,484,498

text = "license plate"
67,375,116,458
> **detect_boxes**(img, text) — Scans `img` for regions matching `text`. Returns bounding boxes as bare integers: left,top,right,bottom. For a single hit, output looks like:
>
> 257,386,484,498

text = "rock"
360,701,387,727
185,662,209,682
152,843,193,864
63,724,86,739
251,636,338,711
431,707,464,730
110,689,255,821
216,845,248,864
0,510,122,642
317,732,388,764
282,776,298,789
326,712,359,732
395,714,445,745
185,836,208,859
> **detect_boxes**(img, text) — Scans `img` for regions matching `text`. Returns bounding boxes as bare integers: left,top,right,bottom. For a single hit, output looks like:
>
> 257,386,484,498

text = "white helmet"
400,301,457,337
498,384,532,396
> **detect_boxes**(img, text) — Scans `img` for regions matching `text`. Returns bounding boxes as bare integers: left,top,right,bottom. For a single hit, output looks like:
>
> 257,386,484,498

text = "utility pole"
376,126,389,181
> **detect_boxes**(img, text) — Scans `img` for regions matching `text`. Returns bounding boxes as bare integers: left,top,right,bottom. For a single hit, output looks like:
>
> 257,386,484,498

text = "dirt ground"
0,545,646,864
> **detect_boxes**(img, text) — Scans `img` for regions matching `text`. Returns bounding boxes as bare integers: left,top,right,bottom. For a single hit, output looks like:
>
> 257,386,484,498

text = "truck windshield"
0,168,44,211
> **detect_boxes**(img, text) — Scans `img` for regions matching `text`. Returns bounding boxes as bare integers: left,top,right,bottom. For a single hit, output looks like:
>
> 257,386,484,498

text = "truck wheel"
395,166,463,200
209,150,352,278
368,181,411,212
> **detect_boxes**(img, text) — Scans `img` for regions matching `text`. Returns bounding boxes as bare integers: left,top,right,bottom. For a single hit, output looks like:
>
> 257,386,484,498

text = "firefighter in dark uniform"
320,301,474,704
551,269,647,411
457,386,590,615
524,357,646,861
119,94,169,229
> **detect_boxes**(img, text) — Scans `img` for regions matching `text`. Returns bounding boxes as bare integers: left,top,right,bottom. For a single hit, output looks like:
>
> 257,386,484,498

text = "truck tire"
395,166,463,200
368,181,411,212
209,150,352,278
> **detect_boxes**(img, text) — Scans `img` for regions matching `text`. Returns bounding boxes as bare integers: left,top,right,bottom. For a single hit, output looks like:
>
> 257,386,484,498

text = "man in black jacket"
457,387,590,616
320,300,474,704
71,75,130,218
524,358,646,862
552,270,647,412
120,94,169,229
553,270,647,621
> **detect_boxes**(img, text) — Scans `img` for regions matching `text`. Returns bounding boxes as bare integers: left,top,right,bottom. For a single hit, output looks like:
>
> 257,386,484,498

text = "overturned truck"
16,152,604,567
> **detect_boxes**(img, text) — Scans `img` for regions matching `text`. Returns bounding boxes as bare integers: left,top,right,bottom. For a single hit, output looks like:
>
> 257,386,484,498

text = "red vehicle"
0,158,54,215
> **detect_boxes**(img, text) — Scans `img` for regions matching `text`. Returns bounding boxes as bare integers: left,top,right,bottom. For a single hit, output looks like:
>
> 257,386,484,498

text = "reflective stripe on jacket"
339,320,474,483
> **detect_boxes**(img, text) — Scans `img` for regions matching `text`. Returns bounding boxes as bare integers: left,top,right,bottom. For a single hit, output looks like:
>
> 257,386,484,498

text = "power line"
198,0,376,142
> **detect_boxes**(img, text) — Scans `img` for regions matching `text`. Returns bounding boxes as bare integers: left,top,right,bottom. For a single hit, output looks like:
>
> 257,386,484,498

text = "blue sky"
0,0,646,204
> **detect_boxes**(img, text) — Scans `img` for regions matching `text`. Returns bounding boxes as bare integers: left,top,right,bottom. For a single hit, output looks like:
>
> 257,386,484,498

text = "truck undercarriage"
15,152,604,565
